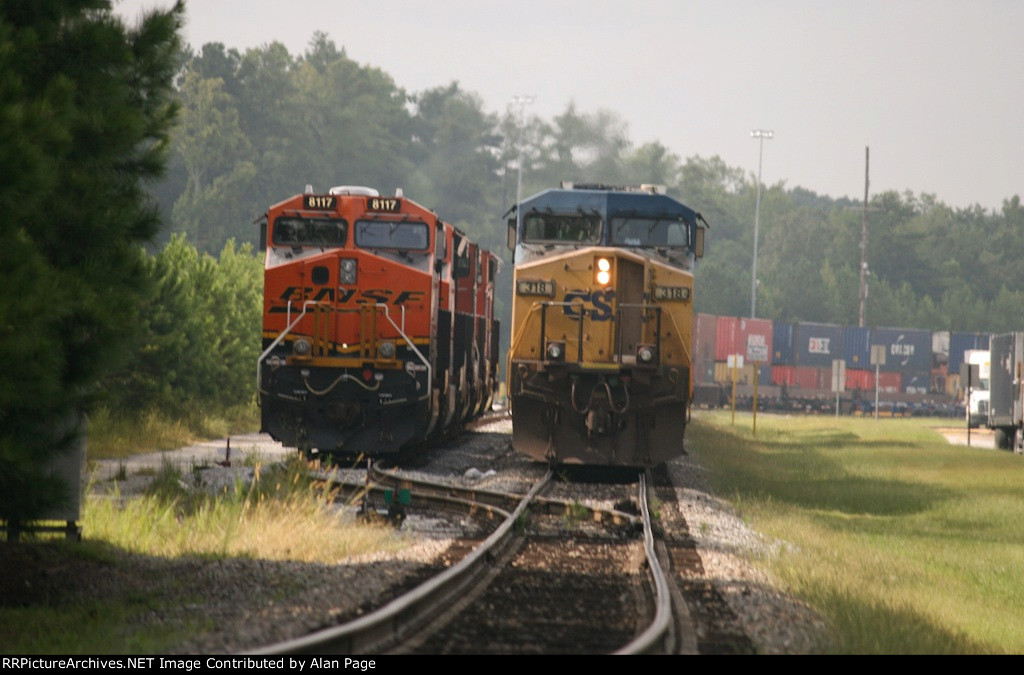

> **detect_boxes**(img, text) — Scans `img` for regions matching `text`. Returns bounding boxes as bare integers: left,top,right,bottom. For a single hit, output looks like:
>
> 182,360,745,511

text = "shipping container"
795,366,830,390
693,313,718,385
714,316,738,362
949,332,991,376
714,316,773,363
871,327,932,373
773,321,795,365
877,371,902,393
932,331,950,369
771,364,796,386
846,368,874,391
794,322,845,368
843,325,871,369
903,370,930,394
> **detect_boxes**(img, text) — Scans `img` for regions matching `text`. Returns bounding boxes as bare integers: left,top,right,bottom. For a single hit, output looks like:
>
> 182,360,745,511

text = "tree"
0,0,183,520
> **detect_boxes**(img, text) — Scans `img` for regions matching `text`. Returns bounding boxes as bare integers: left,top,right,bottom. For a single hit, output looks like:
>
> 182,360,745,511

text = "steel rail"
615,473,674,654
367,464,640,528
248,469,552,656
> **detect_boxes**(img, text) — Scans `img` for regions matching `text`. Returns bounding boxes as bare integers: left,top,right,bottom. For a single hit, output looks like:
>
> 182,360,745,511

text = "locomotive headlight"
546,340,566,362
378,341,396,359
340,258,357,284
293,338,312,356
595,257,612,286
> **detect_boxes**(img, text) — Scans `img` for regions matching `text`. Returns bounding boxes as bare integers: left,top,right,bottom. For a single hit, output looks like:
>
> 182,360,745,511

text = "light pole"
511,95,535,221
750,129,773,318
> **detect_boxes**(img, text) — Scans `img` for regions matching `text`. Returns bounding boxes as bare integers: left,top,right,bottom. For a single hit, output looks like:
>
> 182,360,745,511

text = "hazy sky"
114,0,1023,211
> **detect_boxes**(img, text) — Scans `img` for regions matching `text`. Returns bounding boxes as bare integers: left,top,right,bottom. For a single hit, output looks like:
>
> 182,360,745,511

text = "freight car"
257,185,500,460
693,312,987,417
506,183,708,466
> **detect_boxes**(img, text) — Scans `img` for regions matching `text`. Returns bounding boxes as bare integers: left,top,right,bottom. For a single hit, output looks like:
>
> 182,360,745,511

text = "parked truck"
987,333,1023,451
964,348,991,428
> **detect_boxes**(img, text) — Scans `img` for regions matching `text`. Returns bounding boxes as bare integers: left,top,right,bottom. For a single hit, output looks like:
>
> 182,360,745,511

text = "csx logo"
562,289,615,321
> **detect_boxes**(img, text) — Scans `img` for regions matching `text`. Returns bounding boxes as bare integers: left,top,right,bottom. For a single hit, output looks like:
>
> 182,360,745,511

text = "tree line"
159,34,1024,334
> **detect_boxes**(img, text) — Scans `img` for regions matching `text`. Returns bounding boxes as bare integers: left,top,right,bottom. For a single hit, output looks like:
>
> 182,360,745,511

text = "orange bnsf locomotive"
258,186,499,460
507,183,707,467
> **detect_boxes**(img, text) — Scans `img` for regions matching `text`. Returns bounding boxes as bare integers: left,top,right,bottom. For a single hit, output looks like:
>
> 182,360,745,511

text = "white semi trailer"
964,348,990,428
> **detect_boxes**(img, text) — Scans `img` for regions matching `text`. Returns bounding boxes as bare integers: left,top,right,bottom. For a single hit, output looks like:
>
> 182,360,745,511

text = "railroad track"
250,464,697,655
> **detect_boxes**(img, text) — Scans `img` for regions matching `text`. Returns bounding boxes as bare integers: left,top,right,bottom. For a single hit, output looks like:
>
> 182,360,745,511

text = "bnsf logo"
562,289,615,321
271,286,424,310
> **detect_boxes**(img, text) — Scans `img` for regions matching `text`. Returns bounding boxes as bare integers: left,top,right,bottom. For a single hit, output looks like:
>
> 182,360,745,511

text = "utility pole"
858,146,870,327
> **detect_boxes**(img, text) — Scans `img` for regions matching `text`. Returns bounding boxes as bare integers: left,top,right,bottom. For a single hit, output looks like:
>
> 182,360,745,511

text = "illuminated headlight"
595,257,611,286
637,344,656,364
546,341,566,361
293,338,312,356
378,341,396,358
340,258,357,284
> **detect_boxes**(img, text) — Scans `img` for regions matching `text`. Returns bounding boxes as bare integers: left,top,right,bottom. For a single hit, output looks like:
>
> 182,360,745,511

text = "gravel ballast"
2,420,832,654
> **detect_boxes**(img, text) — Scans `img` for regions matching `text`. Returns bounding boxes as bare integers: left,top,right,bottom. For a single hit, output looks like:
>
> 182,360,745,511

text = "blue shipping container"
843,325,871,369
871,327,932,373
773,321,795,365
949,332,991,375
795,322,845,368
903,370,930,394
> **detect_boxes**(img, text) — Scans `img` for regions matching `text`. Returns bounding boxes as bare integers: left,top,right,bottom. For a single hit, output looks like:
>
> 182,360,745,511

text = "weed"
241,446,268,468
515,507,531,534
562,500,589,526
648,495,663,521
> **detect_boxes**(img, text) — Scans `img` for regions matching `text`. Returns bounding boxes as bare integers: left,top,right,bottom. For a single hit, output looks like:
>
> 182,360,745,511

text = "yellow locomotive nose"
595,256,612,286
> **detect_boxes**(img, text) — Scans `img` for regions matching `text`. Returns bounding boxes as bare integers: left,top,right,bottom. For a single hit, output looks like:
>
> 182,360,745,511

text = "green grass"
0,455,411,654
87,403,260,461
689,411,1024,654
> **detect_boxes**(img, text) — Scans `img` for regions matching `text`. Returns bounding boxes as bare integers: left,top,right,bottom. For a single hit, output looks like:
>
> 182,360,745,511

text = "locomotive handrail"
507,301,549,362
374,303,431,402
256,300,319,393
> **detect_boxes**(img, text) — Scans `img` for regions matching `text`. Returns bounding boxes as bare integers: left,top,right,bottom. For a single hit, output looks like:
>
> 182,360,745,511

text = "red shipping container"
714,316,774,363
772,365,796,386
846,369,874,391
877,371,902,393
795,366,828,390
714,316,739,361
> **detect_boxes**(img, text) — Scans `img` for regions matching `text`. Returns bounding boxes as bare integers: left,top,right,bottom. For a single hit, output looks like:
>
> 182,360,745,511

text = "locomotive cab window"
355,220,429,251
272,217,347,247
611,216,690,249
523,213,601,244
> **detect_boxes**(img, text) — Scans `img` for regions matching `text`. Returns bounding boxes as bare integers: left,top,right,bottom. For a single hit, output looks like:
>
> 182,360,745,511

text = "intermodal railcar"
506,183,708,466
257,185,500,460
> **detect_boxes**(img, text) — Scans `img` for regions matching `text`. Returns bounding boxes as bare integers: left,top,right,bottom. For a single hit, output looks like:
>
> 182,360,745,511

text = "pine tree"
0,0,184,521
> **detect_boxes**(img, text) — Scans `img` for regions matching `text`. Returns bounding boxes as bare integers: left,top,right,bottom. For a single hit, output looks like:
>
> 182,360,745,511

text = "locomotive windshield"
354,220,429,250
611,216,690,248
522,213,602,244
272,217,346,247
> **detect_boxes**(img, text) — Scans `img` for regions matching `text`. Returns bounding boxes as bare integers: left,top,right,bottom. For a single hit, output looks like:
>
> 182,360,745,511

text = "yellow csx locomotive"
506,183,707,467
